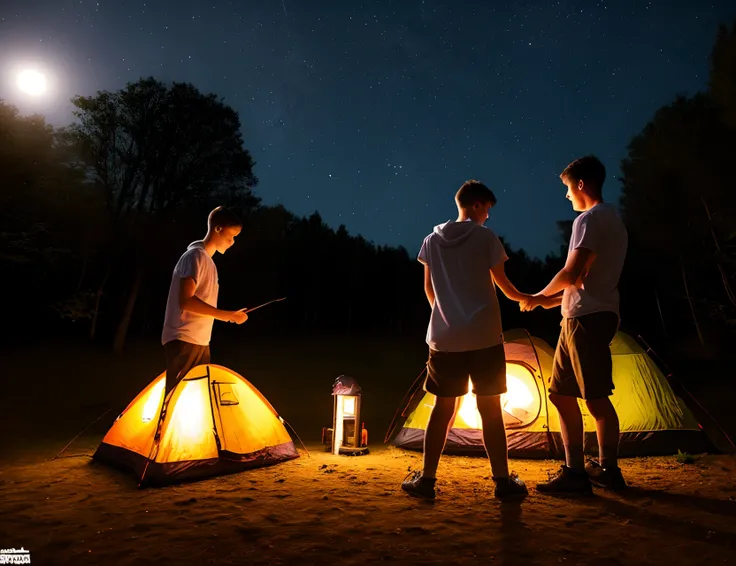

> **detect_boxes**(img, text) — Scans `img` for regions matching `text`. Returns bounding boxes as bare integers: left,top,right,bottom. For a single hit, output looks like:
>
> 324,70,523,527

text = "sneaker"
536,465,593,495
585,460,627,490
401,470,437,499
493,472,528,500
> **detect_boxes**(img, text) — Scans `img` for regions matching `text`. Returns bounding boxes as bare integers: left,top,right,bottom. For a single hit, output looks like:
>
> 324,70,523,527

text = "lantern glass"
342,396,356,416
333,394,361,454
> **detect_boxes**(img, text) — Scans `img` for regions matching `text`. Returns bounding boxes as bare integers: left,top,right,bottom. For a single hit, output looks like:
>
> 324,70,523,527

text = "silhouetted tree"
0,101,95,333
620,21,736,356
1,83,567,353
711,21,736,129
61,77,259,350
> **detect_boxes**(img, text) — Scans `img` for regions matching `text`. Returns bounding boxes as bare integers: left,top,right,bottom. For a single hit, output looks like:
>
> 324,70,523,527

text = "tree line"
1,21,734,365
618,20,736,359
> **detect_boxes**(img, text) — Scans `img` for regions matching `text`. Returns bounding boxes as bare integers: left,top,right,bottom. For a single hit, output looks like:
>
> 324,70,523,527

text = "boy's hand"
520,296,546,311
228,310,248,324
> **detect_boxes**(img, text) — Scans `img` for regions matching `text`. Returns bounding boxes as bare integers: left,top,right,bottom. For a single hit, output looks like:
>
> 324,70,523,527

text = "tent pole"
206,366,223,452
636,334,736,452
383,365,427,444
138,386,176,487
518,328,556,458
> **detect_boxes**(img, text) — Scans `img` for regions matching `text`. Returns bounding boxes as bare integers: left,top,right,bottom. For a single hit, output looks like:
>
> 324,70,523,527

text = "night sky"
2,1,735,259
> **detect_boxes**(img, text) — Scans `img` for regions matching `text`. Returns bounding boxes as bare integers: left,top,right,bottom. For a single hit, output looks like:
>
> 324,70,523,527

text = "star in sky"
0,0,734,258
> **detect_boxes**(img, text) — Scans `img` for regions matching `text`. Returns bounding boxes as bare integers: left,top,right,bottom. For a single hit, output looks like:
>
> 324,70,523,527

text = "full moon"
17,69,47,96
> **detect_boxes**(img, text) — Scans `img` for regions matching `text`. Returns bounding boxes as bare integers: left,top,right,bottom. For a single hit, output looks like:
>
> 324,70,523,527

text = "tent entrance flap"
449,363,542,430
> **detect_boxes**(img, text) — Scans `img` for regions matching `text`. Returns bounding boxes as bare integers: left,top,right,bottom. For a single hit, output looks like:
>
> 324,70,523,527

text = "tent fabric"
93,364,298,486
391,329,717,458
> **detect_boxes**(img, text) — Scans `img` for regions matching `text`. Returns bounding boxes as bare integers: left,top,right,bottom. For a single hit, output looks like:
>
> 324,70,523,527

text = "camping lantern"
327,375,369,456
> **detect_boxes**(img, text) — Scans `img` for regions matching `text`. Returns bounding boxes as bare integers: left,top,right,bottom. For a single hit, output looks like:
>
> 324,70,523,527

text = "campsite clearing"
1,442,736,565
2,333,735,564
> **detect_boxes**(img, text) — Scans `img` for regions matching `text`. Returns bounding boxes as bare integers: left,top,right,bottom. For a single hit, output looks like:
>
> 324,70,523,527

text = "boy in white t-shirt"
161,206,248,393
521,155,628,493
401,180,529,501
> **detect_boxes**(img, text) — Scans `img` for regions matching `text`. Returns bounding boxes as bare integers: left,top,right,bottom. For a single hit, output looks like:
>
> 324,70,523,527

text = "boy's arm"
538,213,597,297
536,248,592,297
490,262,527,303
179,278,247,323
423,265,435,308
543,294,564,308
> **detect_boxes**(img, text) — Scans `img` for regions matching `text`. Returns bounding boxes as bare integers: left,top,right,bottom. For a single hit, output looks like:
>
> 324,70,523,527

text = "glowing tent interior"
93,364,299,486
387,329,731,458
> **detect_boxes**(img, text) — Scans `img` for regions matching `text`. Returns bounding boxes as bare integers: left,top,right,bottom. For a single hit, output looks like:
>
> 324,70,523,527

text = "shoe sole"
401,486,435,500
590,480,627,491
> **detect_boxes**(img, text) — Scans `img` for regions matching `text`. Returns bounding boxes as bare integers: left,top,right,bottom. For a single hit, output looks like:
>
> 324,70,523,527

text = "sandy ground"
1,441,736,566
2,334,736,565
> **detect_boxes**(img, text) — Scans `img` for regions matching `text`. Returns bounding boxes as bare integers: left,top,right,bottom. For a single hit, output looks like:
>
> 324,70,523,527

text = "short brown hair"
455,180,497,209
560,155,606,196
208,206,242,230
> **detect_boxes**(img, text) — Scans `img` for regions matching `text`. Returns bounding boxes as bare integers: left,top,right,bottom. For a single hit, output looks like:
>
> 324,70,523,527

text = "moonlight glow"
17,70,47,96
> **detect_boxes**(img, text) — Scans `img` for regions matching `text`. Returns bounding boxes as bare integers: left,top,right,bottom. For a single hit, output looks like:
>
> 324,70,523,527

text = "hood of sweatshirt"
432,220,479,247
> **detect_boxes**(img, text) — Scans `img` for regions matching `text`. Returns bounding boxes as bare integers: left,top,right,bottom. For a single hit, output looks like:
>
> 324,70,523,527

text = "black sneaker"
401,470,437,499
536,465,593,495
493,472,528,500
585,460,627,490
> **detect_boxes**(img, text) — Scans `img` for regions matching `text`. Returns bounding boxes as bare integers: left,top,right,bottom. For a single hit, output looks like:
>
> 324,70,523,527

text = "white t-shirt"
418,220,508,352
562,203,628,319
161,241,219,346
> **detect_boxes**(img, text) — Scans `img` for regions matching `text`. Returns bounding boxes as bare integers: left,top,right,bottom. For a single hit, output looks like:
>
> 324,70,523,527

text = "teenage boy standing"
401,180,529,501
521,156,628,493
161,206,248,394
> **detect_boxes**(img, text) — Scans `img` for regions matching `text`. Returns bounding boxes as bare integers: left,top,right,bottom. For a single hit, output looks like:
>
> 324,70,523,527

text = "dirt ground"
2,443,736,565
2,334,735,565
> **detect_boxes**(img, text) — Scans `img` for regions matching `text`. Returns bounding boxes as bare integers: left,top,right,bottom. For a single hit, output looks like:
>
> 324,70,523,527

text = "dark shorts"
425,344,507,398
550,312,619,400
164,340,211,394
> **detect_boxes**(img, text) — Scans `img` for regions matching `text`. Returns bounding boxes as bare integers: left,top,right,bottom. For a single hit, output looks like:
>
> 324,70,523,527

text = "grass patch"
675,449,698,465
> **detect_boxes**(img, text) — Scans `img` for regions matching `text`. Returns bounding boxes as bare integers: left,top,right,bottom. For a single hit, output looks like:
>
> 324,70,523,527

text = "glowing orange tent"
93,364,299,486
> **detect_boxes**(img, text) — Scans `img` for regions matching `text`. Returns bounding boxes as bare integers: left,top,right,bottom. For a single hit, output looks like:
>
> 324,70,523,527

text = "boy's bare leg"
536,392,592,493
476,395,509,478
422,396,458,478
549,392,585,470
586,397,619,469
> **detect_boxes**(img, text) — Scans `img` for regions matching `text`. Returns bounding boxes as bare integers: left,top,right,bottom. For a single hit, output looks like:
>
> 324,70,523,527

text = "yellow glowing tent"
94,364,299,486
388,329,728,458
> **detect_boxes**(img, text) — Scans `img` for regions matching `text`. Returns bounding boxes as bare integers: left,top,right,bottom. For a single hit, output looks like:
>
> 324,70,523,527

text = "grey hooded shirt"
418,220,508,352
